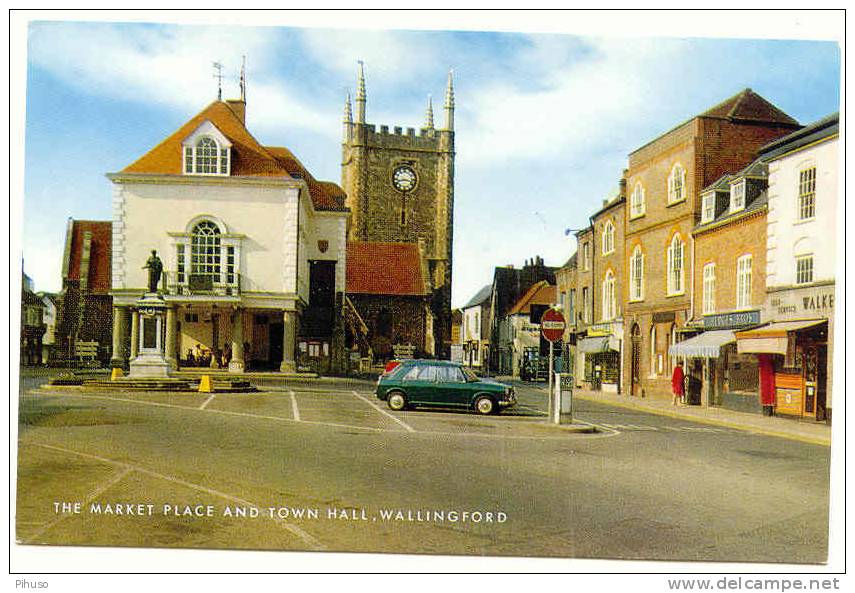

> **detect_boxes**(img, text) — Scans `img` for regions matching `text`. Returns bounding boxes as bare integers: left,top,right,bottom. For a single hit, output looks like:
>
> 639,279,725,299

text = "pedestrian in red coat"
672,361,685,405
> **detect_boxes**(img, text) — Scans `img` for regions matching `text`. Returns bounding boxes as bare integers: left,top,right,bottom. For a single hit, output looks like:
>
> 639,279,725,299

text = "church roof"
121,100,346,211
508,280,556,316
63,220,112,295
346,242,427,296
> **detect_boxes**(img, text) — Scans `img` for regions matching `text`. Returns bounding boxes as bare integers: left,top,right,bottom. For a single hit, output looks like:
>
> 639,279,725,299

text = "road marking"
28,442,326,551
32,391,387,434
350,390,415,433
517,404,548,416
199,394,217,410
22,466,134,544
289,390,300,422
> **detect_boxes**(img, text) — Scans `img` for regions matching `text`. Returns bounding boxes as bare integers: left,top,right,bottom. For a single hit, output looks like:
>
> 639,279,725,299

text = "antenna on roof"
239,55,246,102
212,61,224,100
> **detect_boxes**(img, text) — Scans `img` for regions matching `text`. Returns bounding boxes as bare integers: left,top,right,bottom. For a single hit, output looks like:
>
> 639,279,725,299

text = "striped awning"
668,330,735,358
735,319,826,354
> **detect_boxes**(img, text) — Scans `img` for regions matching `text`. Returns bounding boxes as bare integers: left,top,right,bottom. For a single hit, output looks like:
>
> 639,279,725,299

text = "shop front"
669,310,764,410
577,322,622,393
736,319,828,421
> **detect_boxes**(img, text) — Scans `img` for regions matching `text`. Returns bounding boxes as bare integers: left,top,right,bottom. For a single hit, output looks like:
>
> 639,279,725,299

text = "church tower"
341,63,455,357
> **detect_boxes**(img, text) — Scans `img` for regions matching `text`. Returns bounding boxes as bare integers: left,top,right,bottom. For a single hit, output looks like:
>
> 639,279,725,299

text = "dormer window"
182,121,232,176
729,180,745,213
701,191,716,223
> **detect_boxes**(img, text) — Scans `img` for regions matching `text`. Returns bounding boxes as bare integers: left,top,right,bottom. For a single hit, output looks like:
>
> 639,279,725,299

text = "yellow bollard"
111,367,124,381
198,375,213,393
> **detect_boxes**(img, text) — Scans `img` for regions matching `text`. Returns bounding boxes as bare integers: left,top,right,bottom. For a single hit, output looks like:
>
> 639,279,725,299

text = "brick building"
622,89,800,400
554,252,577,370
670,159,769,410
55,219,113,366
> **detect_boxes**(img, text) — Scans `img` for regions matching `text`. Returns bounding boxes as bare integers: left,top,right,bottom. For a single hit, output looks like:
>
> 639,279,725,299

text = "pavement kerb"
570,391,830,447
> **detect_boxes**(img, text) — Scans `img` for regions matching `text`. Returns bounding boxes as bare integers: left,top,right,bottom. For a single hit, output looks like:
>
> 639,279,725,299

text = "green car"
375,360,516,415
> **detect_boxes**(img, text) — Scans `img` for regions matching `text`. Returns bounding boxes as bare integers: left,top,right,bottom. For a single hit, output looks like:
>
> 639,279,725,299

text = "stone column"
130,309,140,359
110,306,128,367
165,306,177,369
229,308,245,373
279,309,297,373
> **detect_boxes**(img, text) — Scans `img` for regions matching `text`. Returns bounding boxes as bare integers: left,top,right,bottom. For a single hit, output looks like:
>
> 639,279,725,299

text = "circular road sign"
541,309,566,342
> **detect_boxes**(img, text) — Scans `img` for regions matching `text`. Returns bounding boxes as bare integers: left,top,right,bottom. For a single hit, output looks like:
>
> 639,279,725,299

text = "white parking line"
29,442,326,551
22,466,134,544
350,390,415,433
199,394,217,410
289,390,300,422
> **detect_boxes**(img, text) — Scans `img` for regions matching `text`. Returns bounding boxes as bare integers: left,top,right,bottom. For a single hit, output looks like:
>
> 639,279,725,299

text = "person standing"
672,361,685,406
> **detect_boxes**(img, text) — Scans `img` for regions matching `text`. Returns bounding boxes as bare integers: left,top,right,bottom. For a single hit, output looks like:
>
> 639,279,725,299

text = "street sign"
541,309,566,342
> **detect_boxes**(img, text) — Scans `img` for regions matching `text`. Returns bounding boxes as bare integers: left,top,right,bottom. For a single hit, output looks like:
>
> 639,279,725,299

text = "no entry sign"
541,309,566,342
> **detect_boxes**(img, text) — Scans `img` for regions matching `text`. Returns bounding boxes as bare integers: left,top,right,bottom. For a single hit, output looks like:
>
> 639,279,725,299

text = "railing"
163,271,241,297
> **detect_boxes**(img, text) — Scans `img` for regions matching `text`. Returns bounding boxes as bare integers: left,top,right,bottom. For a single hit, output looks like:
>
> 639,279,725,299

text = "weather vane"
212,61,224,100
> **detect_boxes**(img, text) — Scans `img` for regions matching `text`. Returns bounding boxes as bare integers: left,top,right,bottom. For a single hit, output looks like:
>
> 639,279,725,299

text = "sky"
16,13,841,308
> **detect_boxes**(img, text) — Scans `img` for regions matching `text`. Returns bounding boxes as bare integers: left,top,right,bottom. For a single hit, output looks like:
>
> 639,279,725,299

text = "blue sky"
19,17,840,307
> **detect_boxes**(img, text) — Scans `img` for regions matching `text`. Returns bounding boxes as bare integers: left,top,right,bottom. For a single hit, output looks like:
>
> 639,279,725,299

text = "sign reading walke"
541,309,566,343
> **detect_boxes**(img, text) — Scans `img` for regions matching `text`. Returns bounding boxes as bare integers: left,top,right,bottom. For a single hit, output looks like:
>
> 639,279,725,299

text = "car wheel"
387,391,407,411
474,395,495,415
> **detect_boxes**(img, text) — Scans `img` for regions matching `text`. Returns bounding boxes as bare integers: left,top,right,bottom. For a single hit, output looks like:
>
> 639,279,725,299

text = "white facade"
461,304,483,367
766,136,838,288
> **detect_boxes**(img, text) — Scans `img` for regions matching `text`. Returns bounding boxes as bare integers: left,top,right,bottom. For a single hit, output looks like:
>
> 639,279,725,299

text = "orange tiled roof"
122,101,348,211
65,220,112,295
266,147,346,211
346,242,427,296
508,280,556,316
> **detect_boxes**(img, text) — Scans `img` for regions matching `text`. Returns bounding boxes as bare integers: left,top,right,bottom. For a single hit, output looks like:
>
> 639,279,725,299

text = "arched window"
184,136,230,175
191,221,222,280
602,269,616,321
668,164,686,204
602,220,615,254
667,233,685,295
630,183,645,218
630,246,644,301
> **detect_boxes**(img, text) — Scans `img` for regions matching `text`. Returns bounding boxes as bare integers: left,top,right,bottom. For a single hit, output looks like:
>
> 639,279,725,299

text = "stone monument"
129,251,170,378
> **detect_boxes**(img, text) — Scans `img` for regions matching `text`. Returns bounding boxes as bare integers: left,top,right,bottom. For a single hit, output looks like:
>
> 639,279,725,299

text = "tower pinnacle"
425,94,434,129
356,60,367,123
443,69,454,131
343,92,353,123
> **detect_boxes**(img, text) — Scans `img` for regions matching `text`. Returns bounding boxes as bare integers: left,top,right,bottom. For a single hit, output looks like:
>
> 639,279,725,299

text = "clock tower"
341,63,455,357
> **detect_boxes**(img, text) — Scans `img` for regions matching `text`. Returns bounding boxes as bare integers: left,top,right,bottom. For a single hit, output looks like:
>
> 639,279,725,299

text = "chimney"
226,99,246,125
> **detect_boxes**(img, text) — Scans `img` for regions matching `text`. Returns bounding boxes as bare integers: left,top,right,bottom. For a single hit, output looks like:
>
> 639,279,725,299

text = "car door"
435,365,470,408
402,363,437,405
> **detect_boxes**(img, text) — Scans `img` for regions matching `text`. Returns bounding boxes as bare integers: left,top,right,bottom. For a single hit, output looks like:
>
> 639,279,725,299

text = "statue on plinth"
142,250,163,293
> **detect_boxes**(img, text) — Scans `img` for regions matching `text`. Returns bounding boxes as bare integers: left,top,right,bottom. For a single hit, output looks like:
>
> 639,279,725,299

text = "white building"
108,96,349,374
461,284,491,369
736,113,839,422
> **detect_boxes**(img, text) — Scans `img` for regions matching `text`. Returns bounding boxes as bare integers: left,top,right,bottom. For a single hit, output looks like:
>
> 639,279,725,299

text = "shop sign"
703,310,760,329
587,323,612,337
652,311,676,323
392,343,416,359
770,287,835,317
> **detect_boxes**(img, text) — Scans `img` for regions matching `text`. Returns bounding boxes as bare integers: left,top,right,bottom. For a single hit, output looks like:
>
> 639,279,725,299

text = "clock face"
392,165,417,192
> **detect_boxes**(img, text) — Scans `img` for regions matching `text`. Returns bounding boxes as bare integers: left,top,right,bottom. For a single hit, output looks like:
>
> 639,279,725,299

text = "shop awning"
735,319,826,355
577,335,620,353
668,329,735,358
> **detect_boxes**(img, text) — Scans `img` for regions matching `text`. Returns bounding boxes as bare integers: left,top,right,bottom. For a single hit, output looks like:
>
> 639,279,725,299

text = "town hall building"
108,86,350,374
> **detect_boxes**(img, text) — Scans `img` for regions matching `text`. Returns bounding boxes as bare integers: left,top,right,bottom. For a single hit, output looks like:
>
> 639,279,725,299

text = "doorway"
630,323,641,396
